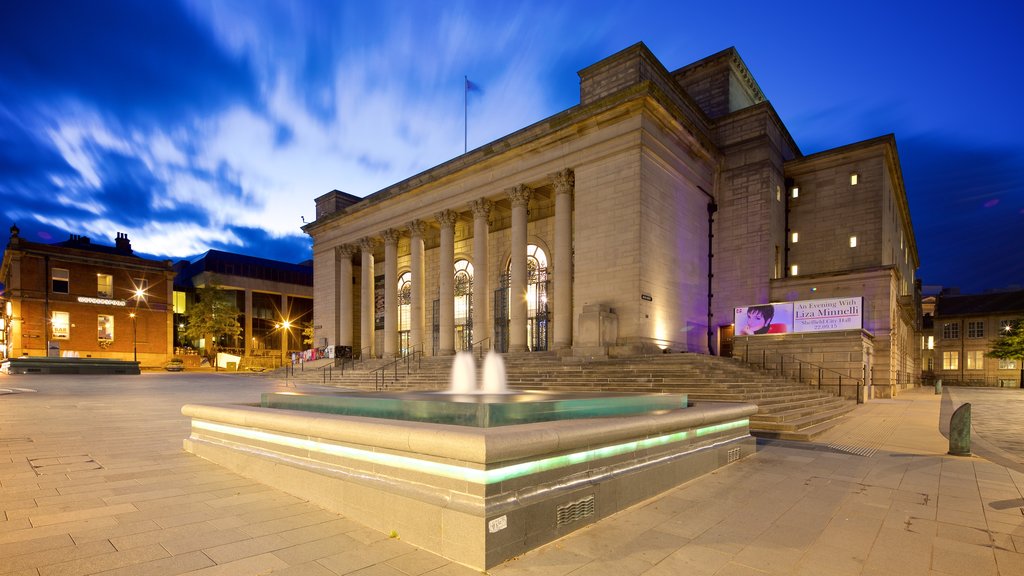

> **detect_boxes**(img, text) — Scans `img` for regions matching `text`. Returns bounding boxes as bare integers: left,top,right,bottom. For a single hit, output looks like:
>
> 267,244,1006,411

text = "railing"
373,343,424,390
470,337,491,360
737,342,864,404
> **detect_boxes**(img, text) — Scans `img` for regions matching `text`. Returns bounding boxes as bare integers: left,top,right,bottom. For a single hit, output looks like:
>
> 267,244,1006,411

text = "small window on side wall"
52,268,69,294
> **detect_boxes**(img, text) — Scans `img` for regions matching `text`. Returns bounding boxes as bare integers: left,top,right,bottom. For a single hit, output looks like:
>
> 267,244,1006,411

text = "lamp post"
132,288,145,364
129,312,137,362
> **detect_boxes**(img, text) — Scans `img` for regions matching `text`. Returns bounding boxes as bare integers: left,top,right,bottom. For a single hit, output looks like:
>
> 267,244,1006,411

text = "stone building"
303,43,920,394
931,290,1024,387
0,226,175,365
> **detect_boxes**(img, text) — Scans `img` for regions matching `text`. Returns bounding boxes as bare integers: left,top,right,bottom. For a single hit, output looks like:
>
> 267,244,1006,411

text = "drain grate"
727,447,741,463
556,495,595,527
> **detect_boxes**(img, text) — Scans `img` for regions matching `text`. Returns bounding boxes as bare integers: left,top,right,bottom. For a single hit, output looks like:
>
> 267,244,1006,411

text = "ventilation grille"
727,448,741,463
556,495,595,527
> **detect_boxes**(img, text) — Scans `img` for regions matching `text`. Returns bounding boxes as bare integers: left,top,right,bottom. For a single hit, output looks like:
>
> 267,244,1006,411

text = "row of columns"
334,169,574,358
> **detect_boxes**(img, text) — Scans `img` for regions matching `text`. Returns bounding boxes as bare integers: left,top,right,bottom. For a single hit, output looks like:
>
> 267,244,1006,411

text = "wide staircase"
266,352,857,441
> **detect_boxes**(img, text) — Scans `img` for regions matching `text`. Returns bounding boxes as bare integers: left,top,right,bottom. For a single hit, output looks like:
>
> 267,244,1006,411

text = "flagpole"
464,75,468,154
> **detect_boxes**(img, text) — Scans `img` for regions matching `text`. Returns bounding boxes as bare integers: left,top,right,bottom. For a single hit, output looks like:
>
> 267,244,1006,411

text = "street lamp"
130,312,137,362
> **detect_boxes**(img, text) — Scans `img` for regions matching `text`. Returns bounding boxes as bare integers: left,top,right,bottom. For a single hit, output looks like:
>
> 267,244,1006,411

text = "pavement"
1,373,1023,575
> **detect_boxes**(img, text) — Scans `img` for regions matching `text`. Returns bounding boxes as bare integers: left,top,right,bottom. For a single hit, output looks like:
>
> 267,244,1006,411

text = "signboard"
734,303,793,335
793,297,863,333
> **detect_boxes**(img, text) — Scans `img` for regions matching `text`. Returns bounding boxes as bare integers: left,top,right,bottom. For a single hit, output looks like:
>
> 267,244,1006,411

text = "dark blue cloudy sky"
1,0,1022,293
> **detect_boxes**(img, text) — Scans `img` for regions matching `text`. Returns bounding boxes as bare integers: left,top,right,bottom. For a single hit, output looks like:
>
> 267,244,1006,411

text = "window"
791,187,799,198
942,351,958,370
942,322,960,340
791,232,799,243
967,321,984,339
775,186,781,202
52,311,70,339
927,357,934,371
850,173,859,186
849,236,857,248
173,291,187,314
97,274,113,298
966,350,984,370
926,336,934,350
999,358,1018,370
98,315,114,341
52,268,69,294
790,265,798,276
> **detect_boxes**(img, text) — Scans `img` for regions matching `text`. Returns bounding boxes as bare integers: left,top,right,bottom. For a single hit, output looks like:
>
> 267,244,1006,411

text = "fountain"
182,352,757,570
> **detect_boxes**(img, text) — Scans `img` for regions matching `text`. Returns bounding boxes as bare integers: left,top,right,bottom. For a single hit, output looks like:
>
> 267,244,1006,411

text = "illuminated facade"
930,290,1024,387
173,250,313,357
304,43,920,393
0,226,175,365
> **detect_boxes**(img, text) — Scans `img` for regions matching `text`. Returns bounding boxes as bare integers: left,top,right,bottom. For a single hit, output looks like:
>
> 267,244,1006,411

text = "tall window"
98,315,114,342
967,321,984,339
97,274,113,298
506,244,550,352
966,350,984,370
52,268,69,294
397,272,411,353
942,351,959,370
52,311,70,339
454,260,473,351
999,358,1019,370
942,322,960,340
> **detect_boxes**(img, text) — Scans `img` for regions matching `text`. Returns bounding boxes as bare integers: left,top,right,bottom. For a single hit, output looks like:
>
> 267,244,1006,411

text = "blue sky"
1,0,1022,293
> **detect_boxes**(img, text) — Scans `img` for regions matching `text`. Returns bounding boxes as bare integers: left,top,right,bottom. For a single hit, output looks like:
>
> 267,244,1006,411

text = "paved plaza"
1,373,1024,575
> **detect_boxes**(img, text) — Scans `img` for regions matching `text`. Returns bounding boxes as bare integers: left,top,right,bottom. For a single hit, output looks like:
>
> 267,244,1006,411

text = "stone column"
408,220,426,355
435,210,458,356
359,237,377,358
553,169,574,350
382,228,401,358
244,289,253,355
470,199,492,351
338,244,357,348
508,184,532,353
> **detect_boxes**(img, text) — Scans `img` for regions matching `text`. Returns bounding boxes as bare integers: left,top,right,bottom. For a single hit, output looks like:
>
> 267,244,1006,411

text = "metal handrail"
470,337,490,360
738,341,864,403
372,343,424,390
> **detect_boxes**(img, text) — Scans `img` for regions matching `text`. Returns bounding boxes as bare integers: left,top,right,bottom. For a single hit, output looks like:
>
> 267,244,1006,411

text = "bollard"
948,403,971,456
934,378,942,395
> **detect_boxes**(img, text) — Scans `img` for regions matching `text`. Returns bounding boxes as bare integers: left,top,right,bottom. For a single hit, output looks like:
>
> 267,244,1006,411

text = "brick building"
303,43,920,396
0,226,175,366
930,290,1024,387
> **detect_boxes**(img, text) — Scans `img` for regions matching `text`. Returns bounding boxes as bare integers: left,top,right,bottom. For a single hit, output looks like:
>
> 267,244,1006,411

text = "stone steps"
264,352,856,439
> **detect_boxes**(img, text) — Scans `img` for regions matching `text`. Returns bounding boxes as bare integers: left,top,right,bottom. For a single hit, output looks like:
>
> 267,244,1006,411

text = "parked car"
165,358,185,372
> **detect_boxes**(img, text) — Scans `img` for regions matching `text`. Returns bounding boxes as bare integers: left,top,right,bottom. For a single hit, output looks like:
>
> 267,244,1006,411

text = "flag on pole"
464,76,482,153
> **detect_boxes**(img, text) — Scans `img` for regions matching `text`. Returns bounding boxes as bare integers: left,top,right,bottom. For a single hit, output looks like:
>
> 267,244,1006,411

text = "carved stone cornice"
407,220,427,237
381,228,401,246
507,184,532,208
470,198,493,219
552,169,575,196
359,237,378,253
337,244,358,258
435,210,458,231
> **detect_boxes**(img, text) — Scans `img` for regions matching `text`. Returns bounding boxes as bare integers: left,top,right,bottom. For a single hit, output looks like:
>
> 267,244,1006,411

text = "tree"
182,283,241,359
986,318,1024,388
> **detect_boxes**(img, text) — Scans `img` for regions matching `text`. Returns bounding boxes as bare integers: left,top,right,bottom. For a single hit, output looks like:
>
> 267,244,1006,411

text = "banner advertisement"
734,303,793,335
792,297,863,333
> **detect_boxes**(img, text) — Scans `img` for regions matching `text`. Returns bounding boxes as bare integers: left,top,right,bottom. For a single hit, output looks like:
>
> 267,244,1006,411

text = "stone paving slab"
2,375,1024,575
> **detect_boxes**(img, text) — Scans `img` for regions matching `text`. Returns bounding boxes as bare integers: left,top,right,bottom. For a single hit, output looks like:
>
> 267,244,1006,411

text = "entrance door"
719,324,734,357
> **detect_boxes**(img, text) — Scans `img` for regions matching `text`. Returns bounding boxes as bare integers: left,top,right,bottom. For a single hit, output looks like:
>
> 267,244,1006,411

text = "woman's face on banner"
746,309,767,331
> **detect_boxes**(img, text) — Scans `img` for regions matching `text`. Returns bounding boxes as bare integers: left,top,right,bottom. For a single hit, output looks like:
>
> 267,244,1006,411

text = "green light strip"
192,418,749,485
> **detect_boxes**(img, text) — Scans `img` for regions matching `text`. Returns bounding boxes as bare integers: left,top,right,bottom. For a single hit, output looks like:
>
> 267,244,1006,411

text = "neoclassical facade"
304,43,921,393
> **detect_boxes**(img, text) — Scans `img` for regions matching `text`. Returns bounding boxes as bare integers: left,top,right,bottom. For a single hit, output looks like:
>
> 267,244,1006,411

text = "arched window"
502,244,549,351
454,259,473,350
398,272,411,353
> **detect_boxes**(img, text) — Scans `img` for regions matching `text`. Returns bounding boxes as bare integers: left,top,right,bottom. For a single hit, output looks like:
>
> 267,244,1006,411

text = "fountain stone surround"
181,353,758,570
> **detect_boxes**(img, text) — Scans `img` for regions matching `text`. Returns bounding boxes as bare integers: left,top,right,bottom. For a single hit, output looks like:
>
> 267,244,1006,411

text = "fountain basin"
183,394,756,570
261,390,688,427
